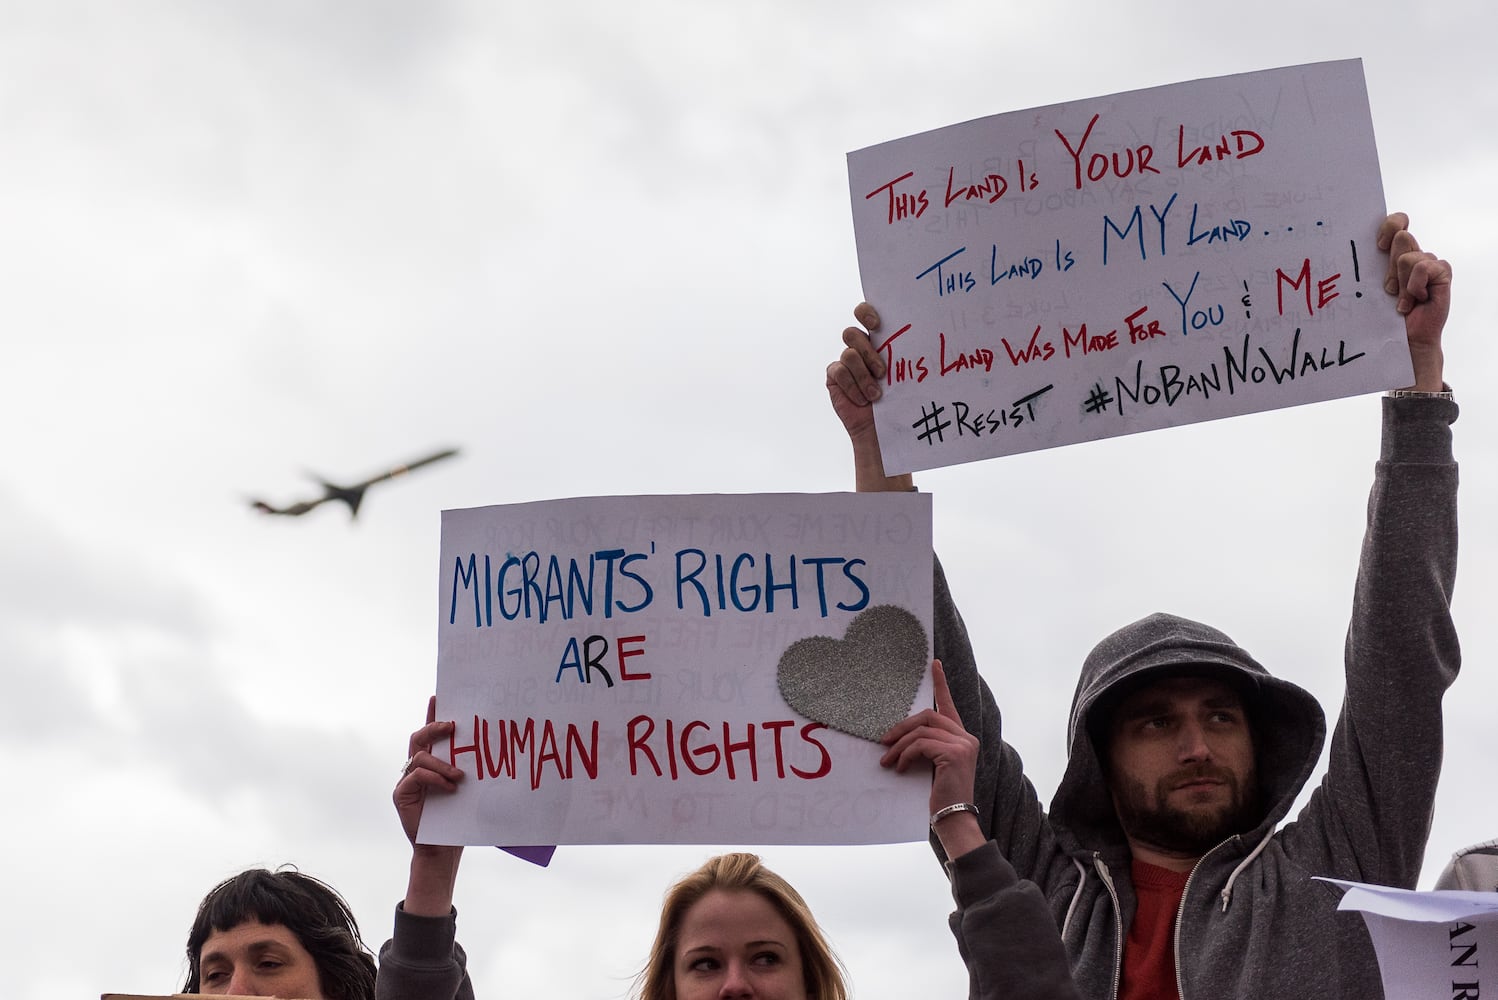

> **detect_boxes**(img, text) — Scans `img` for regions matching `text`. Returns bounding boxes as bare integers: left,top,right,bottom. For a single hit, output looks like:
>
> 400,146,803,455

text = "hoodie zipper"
1093,853,1124,1000
1172,861,1199,1000
1171,837,1238,1000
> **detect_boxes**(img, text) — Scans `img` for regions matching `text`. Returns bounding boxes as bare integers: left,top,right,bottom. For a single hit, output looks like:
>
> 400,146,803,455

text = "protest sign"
1321,879,1498,1000
847,59,1411,474
420,492,934,847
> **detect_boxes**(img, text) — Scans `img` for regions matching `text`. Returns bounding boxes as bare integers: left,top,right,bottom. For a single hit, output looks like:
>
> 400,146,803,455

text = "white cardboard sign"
419,492,934,847
847,59,1411,474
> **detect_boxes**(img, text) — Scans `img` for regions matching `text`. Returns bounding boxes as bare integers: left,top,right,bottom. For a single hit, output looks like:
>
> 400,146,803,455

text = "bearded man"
826,212,1459,1000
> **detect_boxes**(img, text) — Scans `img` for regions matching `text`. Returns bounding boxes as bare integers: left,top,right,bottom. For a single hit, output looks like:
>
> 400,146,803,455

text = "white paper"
847,59,1411,474
421,492,934,847
1321,878,1498,1000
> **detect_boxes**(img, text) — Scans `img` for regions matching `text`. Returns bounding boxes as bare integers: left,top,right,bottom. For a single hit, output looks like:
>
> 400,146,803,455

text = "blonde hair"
637,853,849,1000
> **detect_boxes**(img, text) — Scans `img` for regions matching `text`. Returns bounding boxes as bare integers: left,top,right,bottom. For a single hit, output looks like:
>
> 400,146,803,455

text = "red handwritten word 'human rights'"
448,716,832,791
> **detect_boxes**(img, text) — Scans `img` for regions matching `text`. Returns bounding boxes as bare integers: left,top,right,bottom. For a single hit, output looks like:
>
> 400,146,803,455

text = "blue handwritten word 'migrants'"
450,549,653,627
449,548,875,625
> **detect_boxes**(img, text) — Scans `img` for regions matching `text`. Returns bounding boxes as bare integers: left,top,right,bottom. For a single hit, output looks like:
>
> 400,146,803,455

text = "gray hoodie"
936,395,1460,1000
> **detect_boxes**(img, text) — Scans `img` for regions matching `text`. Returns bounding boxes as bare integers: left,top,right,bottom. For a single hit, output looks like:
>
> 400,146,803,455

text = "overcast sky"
3,2,1496,998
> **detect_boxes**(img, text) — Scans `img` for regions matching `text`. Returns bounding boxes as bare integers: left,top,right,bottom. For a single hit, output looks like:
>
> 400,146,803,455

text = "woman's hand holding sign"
396,696,466,917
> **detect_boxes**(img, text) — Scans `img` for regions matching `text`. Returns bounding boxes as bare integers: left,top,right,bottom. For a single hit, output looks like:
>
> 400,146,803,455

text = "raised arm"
377,698,475,1000
882,663,1081,1000
395,698,466,915
827,305,1060,880
1289,212,1459,885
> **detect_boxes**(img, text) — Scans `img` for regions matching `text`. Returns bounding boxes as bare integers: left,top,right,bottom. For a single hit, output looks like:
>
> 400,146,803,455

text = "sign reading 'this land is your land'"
848,59,1412,475
419,492,934,848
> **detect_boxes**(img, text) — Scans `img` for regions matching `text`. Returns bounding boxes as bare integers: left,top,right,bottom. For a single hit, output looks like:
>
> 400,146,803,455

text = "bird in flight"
250,447,459,519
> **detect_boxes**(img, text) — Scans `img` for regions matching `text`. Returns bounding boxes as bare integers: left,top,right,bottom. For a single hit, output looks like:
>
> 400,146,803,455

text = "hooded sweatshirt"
937,395,1460,1000
376,905,474,1000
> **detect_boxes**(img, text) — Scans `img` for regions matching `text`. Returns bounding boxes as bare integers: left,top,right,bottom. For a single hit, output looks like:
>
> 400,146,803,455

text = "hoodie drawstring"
1219,830,1274,911
1061,856,1090,939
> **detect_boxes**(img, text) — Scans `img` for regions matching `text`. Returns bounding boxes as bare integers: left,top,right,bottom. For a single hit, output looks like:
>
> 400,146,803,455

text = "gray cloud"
5,2,1498,998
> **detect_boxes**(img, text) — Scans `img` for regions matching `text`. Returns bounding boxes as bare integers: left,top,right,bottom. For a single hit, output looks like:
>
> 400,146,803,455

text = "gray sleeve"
933,556,1057,880
376,904,476,1000
947,842,1083,1000
1289,394,1460,885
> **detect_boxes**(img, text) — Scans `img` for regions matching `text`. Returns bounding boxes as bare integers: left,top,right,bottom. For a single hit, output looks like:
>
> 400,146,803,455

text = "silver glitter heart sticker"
776,604,929,742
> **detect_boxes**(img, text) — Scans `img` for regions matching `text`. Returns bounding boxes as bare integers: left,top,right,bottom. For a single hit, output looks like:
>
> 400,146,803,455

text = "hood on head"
1048,612,1325,852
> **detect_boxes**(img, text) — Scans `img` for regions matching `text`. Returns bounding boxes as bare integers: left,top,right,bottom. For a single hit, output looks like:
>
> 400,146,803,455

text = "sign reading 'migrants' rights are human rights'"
420,491,934,847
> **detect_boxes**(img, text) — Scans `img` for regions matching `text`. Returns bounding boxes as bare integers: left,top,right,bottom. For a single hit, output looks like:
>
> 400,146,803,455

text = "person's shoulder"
1434,840,1498,892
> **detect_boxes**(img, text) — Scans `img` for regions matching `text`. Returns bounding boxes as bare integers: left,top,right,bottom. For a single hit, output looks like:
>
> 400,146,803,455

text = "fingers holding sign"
397,696,466,917
826,302,887,434
825,302,915,494
396,696,465,847
1377,211,1452,391
880,660,986,861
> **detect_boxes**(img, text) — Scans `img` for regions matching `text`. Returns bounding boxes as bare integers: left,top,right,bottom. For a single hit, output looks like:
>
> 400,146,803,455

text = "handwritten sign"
847,59,1411,474
419,492,934,847
1322,879,1498,1000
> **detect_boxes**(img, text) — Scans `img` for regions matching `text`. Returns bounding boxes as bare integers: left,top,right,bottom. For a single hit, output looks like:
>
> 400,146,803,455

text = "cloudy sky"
3,2,1495,998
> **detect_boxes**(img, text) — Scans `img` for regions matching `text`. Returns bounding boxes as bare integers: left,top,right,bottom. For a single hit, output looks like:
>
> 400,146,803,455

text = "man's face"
1106,674,1258,859
198,919,325,998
